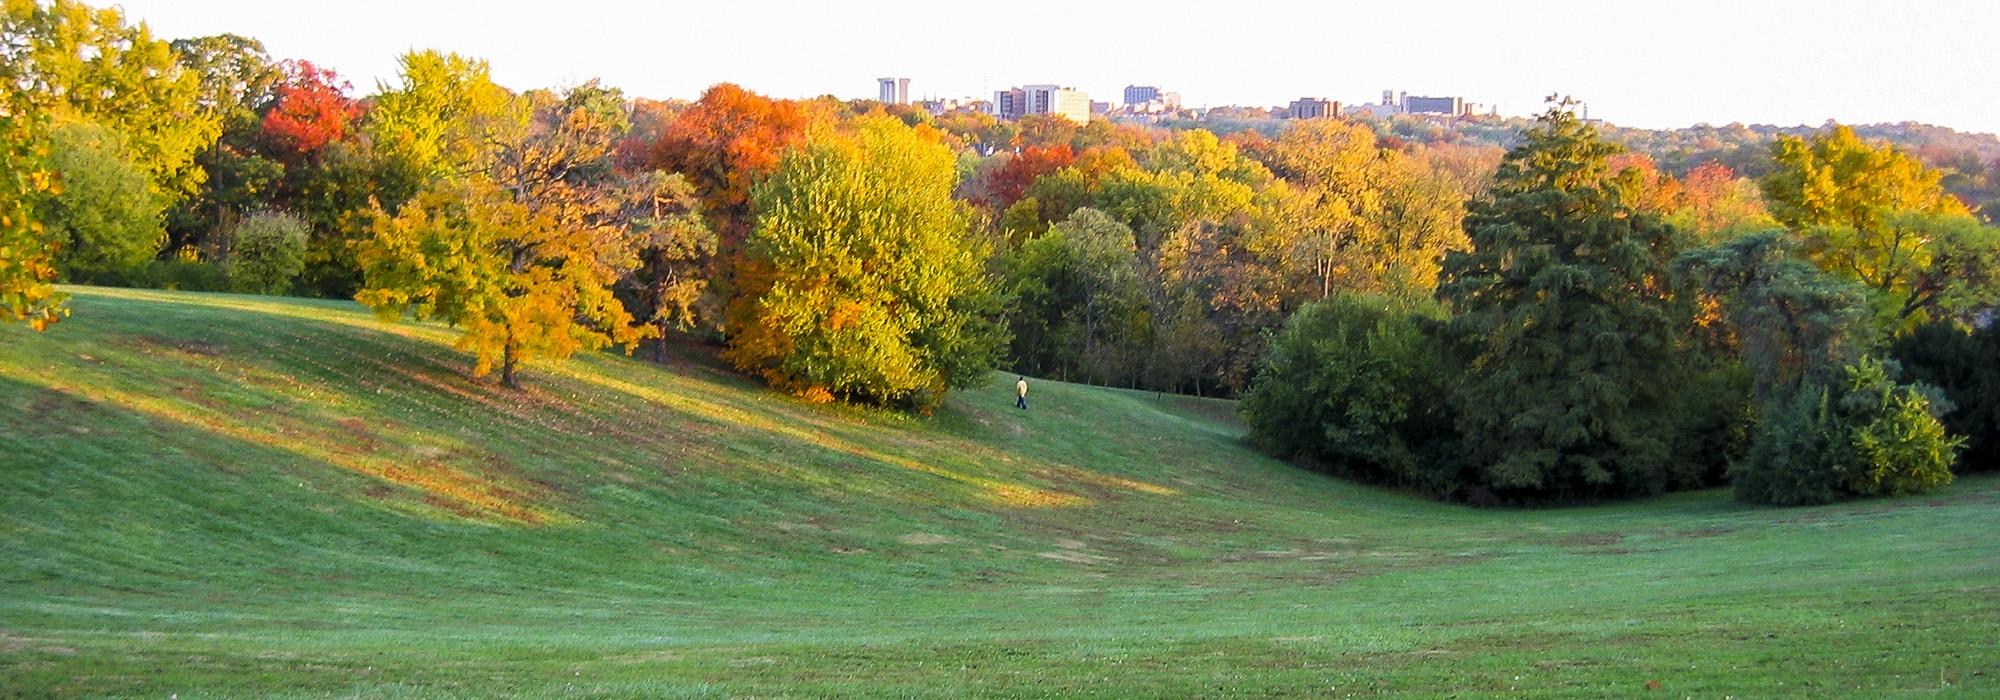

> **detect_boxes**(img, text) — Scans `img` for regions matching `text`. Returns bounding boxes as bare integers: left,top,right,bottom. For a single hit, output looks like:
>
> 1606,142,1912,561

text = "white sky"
118,0,2000,135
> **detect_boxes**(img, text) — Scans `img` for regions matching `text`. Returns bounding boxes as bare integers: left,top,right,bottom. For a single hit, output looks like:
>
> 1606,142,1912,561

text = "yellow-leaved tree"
356,54,650,387
724,115,1004,409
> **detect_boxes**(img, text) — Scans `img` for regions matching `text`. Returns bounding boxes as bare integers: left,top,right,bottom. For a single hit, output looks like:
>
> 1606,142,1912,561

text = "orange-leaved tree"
357,56,651,387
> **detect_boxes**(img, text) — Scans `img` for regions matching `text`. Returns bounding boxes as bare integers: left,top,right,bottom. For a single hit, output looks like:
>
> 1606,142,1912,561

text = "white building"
993,84,1090,124
877,77,910,106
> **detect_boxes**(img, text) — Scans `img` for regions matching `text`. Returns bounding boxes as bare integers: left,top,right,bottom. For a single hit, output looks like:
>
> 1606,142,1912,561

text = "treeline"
1241,104,1999,505
3,2,1995,505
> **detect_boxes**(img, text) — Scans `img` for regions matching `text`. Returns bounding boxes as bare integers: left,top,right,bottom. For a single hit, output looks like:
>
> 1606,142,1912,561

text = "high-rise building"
1124,85,1161,105
992,84,1090,124
877,77,910,106
1287,98,1339,120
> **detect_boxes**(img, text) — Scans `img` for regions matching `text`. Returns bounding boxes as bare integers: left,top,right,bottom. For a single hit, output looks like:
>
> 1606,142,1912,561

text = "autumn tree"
262,59,360,155
1437,100,1692,501
358,64,649,387
1761,125,1994,329
647,83,810,245
0,111,65,329
725,116,1003,408
1003,208,1150,385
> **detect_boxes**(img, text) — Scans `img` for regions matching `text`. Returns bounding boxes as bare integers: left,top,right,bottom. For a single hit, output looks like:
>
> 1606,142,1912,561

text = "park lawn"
2,286,1995,698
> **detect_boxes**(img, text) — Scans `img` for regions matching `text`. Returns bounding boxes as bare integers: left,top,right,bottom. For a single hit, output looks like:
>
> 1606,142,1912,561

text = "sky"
118,0,2000,135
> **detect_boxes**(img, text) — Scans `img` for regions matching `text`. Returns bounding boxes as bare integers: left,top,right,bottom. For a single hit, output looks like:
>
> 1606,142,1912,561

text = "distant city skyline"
114,0,2000,135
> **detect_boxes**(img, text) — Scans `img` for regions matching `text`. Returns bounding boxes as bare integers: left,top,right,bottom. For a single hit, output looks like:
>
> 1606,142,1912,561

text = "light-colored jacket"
1016,379,1028,397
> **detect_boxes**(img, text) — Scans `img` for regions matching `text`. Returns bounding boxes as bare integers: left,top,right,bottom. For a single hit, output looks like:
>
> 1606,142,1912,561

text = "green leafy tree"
3,0,221,203
724,116,1002,408
1676,231,1872,400
620,170,717,359
1003,208,1150,385
1436,100,1691,501
225,211,307,294
45,121,163,281
1892,322,2000,471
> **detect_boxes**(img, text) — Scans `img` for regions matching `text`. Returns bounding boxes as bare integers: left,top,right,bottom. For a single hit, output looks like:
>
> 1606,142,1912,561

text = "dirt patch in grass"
898,533,951,545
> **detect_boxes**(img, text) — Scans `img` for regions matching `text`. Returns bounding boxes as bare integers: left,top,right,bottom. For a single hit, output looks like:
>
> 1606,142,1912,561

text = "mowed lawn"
1,287,1995,698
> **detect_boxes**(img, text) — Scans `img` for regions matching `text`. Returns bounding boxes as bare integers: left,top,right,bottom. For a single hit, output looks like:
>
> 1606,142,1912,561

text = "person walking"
1015,376,1029,410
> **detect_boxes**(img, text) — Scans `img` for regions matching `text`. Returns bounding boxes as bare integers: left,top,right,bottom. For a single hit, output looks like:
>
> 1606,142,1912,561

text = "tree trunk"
502,335,521,389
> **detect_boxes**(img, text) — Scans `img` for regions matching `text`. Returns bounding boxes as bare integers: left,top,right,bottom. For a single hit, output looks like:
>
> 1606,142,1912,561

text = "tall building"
1287,98,1339,119
992,84,1090,124
877,77,910,106
1124,85,1161,104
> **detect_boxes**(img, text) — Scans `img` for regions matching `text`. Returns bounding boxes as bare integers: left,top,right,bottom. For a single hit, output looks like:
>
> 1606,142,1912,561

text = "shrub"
112,259,232,292
1733,357,1961,505
1731,386,1850,506
1240,293,1457,491
226,212,310,295
1835,357,1960,496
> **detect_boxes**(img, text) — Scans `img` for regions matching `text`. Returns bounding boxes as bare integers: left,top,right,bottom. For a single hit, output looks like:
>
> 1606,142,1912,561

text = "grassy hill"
2,287,1996,698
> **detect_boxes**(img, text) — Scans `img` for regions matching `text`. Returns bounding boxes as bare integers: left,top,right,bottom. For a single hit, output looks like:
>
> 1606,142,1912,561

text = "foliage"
1891,321,2000,470
358,87,650,387
1734,356,1961,505
1002,208,1150,385
1761,125,1990,329
45,121,163,281
725,116,1000,408
1436,101,1691,502
2,0,221,203
1239,293,1456,490
364,50,519,183
262,59,360,155
0,111,65,329
1731,385,1850,506
226,211,308,294
620,170,716,351
1837,357,1960,496
1676,231,1872,400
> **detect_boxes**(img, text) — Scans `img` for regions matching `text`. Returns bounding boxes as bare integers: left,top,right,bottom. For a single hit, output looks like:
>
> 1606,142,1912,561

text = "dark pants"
1016,395,1028,410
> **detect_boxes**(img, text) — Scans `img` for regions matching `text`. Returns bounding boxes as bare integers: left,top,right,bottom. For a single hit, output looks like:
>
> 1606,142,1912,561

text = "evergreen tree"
1436,99,1691,501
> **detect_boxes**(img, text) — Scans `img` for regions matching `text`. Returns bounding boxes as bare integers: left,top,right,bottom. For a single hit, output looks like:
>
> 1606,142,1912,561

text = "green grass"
2,286,1996,698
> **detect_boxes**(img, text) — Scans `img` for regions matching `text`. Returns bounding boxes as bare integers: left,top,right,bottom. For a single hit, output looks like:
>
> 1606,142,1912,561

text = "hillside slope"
2,287,1996,698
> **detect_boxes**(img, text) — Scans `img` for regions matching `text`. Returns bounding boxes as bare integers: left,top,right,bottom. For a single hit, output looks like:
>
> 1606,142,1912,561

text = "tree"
1676,231,1873,401
225,211,307,294
364,50,519,184
1435,100,1691,501
724,116,1001,408
620,170,716,359
0,112,65,329
1674,161,1772,239
357,73,649,388
1256,119,1465,299
1003,208,1150,385
1761,125,1989,329
262,59,360,155
45,121,163,281
3,0,221,203
646,83,811,246
1892,322,2000,471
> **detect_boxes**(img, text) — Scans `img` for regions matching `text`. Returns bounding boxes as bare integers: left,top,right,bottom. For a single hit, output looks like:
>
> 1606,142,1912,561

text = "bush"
1892,321,2000,470
107,259,232,292
1733,356,1961,505
1240,293,1458,491
226,211,310,295
1835,357,1960,496
1732,386,1850,506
